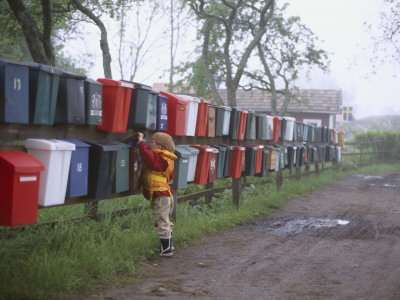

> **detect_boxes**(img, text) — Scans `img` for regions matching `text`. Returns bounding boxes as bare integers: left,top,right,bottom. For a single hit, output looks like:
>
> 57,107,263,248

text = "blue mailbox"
57,138,90,197
0,58,29,124
156,93,168,131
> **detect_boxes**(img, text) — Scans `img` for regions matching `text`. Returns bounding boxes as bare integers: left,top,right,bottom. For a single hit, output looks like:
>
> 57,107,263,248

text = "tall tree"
69,0,112,78
187,0,275,106
241,4,329,115
365,0,400,72
4,0,56,65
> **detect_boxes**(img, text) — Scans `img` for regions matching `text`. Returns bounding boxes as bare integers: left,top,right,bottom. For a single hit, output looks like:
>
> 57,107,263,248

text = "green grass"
1,162,399,299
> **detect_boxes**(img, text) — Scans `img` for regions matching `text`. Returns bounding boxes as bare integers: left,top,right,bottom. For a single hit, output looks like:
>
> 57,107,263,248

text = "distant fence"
341,140,400,166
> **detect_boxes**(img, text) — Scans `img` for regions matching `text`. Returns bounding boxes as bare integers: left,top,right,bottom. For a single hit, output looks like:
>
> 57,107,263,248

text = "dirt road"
77,170,400,299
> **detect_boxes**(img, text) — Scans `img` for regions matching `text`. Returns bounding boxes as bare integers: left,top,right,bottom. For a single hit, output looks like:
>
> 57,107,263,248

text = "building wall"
287,112,332,128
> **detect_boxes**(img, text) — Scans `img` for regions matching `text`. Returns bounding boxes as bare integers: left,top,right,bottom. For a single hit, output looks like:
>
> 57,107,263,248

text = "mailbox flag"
343,106,353,121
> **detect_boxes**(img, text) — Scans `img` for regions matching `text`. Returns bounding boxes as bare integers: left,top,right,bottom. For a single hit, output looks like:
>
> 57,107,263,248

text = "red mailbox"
196,98,210,136
250,144,264,174
229,146,246,178
272,116,282,142
0,150,44,226
237,110,248,140
190,145,213,184
208,147,219,182
97,78,134,133
160,91,188,136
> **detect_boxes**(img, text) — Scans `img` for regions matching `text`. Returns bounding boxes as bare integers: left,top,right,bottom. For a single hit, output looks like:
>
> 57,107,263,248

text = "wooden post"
315,163,320,175
335,162,339,171
295,166,301,180
205,182,214,204
305,165,310,175
84,202,99,220
232,178,242,208
172,190,178,222
276,169,283,189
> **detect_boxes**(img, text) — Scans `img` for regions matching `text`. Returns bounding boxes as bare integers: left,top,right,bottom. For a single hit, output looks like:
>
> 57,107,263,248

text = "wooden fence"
0,122,342,222
341,140,400,166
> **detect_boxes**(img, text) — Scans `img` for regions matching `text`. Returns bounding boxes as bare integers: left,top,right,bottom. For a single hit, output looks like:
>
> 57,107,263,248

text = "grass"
0,162,399,299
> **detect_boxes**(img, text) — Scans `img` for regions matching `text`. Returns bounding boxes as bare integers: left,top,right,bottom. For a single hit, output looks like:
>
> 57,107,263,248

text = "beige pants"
152,195,174,239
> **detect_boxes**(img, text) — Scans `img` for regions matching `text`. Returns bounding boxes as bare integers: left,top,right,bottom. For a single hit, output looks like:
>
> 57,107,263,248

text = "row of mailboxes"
1,58,341,143
0,58,103,125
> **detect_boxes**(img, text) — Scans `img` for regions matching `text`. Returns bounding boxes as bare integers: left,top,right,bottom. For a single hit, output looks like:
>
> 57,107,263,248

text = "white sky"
83,0,400,120
286,0,400,119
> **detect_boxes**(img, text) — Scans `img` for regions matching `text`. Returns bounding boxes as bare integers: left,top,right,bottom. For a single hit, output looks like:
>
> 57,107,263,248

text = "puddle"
267,218,350,235
369,183,397,188
354,174,384,180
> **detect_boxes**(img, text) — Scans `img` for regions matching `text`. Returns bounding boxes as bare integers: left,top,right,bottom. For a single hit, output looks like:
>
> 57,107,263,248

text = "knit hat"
151,132,175,153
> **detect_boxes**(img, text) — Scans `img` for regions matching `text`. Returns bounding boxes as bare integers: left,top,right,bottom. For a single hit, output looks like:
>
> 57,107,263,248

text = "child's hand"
138,132,144,141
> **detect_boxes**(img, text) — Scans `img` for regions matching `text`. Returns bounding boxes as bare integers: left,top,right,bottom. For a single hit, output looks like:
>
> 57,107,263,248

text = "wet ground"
72,170,400,299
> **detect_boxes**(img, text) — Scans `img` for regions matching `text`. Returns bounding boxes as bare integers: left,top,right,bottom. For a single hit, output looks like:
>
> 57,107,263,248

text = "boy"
137,132,177,257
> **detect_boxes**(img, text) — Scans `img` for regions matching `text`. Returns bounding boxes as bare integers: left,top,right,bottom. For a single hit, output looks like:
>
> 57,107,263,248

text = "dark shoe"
156,238,173,257
155,237,174,254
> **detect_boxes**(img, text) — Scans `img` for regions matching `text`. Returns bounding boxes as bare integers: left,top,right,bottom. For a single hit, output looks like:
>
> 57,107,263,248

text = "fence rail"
2,121,399,225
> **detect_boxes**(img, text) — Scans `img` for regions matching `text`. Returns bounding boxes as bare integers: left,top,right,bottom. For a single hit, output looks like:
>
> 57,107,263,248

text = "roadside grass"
1,162,399,299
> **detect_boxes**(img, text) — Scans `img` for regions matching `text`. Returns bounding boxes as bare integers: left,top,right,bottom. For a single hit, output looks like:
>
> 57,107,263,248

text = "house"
219,89,343,129
153,83,342,129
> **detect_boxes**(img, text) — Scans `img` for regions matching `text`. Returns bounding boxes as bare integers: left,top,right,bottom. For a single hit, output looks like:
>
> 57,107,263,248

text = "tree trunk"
6,0,55,66
70,0,112,78
278,80,292,116
202,18,224,105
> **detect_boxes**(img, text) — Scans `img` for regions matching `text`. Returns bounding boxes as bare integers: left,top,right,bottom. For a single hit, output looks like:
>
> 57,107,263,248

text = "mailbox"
0,58,29,124
57,138,90,198
25,62,62,125
229,107,241,139
196,98,210,136
171,146,192,189
55,70,86,124
84,78,102,125
96,78,134,133
123,81,157,131
208,147,219,182
237,109,248,140
25,139,75,206
229,146,246,178
160,91,188,136
178,95,200,136
156,93,168,131
190,145,213,185
0,150,44,226
245,110,256,140
207,105,216,137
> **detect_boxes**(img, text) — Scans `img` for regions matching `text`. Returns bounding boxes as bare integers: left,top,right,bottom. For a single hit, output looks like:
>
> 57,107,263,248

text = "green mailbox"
110,141,130,193
212,145,227,179
171,146,192,190
256,148,269,178
25,62,62,124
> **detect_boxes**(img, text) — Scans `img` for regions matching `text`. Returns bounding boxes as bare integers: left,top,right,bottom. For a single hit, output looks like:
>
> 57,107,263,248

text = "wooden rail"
0,122,340,222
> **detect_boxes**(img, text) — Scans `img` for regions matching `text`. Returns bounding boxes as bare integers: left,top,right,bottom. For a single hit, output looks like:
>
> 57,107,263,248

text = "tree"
241,4,329,115
69,0,113,78
365,0,400,72
186,0,275,106
1,0,123,77
3,0,57,65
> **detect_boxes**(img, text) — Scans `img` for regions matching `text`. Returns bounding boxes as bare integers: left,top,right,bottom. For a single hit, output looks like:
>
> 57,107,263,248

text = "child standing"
137,132,177,257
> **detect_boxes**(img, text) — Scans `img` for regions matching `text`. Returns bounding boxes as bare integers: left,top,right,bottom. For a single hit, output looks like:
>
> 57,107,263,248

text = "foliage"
176,0,329,115
344,130,400,164
365,0,400,72
178,0,275,106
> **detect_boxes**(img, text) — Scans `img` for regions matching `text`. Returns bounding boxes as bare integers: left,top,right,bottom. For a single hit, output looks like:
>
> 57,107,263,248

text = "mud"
72,170,400,299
